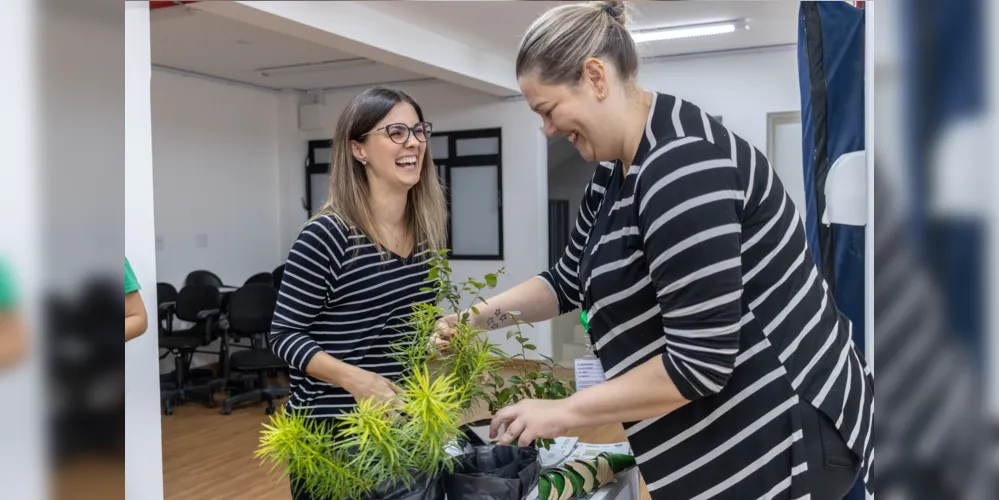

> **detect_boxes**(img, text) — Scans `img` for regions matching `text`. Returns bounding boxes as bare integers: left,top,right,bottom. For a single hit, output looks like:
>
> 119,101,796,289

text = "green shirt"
0,258,16,310
125,257,141,294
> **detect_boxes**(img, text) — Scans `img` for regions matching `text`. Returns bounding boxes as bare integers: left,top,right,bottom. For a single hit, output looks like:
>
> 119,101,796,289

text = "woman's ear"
350,140,367,165
582,58,607,98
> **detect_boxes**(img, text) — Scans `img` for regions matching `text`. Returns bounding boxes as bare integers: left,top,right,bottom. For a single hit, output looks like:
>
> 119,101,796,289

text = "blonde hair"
315,87,447,256
516,1,638,85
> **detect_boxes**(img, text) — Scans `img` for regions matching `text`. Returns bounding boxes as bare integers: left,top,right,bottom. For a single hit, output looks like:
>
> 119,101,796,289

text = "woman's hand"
430,314,458,354
489,399,580,447
341,368,404,406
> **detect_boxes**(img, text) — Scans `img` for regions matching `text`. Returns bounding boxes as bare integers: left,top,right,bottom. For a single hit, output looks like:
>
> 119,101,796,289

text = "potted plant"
255,252,574,499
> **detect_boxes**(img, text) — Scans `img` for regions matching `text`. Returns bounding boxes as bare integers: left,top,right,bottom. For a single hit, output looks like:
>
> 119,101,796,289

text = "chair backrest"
174,285,222,323
244,272,273,287
271,264,285,290
157,282,178,304
184,270,223,288
226,284,278,335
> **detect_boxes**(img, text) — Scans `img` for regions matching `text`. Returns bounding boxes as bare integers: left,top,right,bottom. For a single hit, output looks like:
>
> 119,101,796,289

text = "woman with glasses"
268,86,445,500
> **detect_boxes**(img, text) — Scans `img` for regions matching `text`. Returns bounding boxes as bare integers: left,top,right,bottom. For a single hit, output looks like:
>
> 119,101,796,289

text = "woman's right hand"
342,368,404,406
431,314,459,354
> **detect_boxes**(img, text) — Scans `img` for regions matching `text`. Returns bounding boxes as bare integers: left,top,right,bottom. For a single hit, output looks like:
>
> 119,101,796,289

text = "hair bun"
595,1,627,27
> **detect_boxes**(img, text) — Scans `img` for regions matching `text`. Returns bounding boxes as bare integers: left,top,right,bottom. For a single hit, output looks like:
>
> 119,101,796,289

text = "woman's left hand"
490,399,579,447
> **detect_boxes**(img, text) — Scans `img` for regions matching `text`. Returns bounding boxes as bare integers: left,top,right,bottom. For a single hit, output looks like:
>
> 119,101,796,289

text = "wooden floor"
161,369,652,500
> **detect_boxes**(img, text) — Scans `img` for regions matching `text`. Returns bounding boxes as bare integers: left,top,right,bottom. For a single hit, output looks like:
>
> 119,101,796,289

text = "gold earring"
597,93,606,101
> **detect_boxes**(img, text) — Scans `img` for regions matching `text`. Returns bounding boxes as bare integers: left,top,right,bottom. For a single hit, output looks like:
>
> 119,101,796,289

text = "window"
433,128,503,260
305,139,332,217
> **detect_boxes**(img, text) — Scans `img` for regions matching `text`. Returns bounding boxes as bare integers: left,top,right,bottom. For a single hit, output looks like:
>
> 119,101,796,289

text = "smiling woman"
268,86,449,500
435,2,874,500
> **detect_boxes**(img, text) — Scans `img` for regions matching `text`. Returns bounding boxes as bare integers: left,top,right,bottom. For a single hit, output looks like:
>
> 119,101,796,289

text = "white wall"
151,71,284,289
281,81,552,358
125,3,164,500
640,47,801,154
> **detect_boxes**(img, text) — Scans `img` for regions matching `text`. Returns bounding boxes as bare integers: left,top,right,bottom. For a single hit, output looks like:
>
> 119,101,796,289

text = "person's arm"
270,218,402,402
0,259,27,368
492,139,746,442
123,258,148,341
448,175,607,332
566,138,746,425
124,290,148,342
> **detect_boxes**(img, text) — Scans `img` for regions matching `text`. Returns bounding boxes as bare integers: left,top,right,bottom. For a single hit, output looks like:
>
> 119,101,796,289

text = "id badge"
573,309,606,390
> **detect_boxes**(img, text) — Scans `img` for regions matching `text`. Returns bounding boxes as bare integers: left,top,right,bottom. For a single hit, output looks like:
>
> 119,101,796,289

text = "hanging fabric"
797,3,867,499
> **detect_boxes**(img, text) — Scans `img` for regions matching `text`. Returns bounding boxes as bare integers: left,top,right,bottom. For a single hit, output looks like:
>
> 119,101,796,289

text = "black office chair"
159,284,226,415
244,272,273,286
220,284,289,415
184,270,224,288
156,282,178,336
271,264,285,290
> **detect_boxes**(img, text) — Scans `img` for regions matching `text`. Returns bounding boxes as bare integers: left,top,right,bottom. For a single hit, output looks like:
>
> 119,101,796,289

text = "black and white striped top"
269,215,434,418
538,92,873,499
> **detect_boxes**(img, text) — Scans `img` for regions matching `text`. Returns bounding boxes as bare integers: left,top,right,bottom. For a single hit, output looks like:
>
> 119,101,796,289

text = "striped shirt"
269,214,434,418
538,92,873,499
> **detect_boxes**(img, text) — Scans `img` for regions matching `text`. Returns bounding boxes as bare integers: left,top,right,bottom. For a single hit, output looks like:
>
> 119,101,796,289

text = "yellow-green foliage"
255,251,503,499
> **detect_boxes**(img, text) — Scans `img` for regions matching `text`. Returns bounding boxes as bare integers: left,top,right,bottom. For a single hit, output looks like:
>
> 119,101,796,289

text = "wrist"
561,393,589,429
326,357,364,390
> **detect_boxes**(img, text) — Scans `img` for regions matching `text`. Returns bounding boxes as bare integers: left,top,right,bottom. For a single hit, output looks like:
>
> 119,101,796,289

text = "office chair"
244,272,273,286
271,264,285,290
156,282,178,336
220,284,289,415
159,284,226,415
184,269,223,288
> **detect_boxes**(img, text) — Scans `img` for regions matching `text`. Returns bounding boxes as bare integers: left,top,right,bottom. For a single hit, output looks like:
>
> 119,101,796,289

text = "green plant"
255,251,504,499
481,312,576,450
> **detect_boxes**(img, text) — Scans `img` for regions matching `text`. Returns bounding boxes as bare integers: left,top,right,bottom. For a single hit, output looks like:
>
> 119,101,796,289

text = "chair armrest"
197,309,221,320
158,301,176,311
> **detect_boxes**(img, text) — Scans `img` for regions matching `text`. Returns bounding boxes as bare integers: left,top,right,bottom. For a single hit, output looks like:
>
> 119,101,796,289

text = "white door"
768,112,807,222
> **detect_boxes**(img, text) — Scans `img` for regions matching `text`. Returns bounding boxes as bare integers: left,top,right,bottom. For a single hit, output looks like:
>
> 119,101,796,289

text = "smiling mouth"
395,156,418,170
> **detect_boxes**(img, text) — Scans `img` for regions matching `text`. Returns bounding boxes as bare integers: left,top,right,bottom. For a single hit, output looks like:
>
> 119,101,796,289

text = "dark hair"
516,1,638,85
316,86,447,255
344,86,426,143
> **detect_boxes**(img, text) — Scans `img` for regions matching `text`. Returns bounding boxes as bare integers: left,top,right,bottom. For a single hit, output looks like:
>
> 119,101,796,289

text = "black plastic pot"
443,444,542,500
360,470,446,500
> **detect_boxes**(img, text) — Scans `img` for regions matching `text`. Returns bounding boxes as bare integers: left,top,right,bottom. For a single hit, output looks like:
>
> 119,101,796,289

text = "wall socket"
195,233,208,249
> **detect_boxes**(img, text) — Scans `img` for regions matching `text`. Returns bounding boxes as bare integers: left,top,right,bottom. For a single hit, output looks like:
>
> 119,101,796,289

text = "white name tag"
574,357,607,391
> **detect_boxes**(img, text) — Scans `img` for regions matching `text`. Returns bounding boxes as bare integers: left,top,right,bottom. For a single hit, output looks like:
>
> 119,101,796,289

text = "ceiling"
150,7,428,91
150,1,800,92
364,1,800,61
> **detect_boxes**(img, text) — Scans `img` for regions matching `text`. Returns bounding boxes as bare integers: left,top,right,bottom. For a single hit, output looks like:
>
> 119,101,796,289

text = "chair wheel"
164,406,174,416
222,406,232,416
265,405,276,415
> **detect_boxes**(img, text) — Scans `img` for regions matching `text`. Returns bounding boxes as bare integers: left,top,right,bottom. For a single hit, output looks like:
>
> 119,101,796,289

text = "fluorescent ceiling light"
631,19,746,43
257,58,376,78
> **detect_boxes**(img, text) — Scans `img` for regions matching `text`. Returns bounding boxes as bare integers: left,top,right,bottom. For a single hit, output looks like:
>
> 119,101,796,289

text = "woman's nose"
543,121,558,138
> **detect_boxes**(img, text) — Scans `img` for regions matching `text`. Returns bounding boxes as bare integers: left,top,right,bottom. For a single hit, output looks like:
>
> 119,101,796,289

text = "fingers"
518,428,536,447
499,418,526,446
389,381,404,395
490,407,514,439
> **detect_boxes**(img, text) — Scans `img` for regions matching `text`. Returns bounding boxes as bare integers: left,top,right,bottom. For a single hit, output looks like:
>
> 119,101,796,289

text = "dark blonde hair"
516,1,639,85
315,87,447,255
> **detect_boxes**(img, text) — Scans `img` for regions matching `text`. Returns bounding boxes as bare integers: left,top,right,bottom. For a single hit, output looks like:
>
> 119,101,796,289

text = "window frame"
433,127,504,261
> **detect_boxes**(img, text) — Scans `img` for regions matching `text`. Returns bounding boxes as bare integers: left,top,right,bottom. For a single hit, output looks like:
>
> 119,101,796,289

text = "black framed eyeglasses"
360,122,432,144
